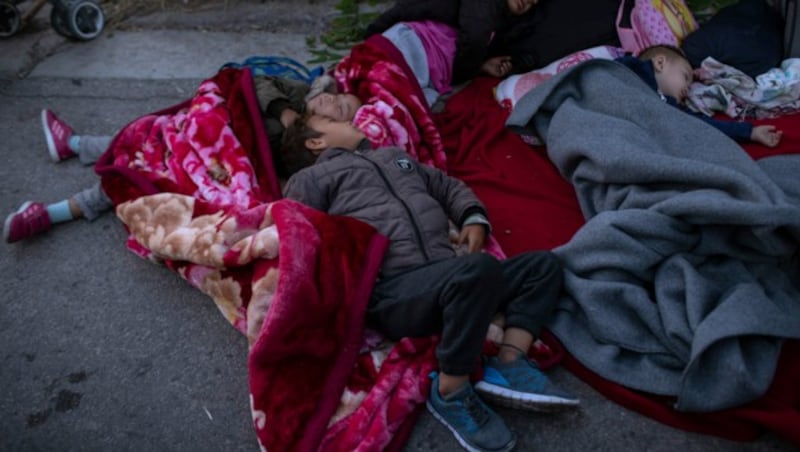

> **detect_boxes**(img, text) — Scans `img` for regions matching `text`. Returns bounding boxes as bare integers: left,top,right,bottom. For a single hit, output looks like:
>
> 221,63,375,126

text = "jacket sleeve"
364,0,434,38
415,161,488,226
282,170,329,212
364,3,406,37
253,75,309,116
504,24,539,74
451,0,499,84
685,109,754,142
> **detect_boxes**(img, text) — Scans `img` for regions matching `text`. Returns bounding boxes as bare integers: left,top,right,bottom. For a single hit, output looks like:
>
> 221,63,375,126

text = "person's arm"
451,0,500,84
683,112,782,147
256,76,307,165
416,160,490,252
688,110,753,142
497,16,538,75
364,0,426,38
509,51,537,75
254,76,308,117
414,159,489,229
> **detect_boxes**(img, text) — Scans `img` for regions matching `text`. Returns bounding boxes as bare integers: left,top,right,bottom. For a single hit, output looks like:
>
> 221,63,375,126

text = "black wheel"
65,0,104,41
50,3,73,38
0,1,21,38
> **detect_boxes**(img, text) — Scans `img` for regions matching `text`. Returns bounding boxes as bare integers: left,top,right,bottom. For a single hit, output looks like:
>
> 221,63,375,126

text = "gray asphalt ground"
0,1,797,451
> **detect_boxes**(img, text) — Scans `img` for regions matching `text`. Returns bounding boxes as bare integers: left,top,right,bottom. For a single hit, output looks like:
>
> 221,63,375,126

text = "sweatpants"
73,135,113,221
366,251,563,375
381,23,440,107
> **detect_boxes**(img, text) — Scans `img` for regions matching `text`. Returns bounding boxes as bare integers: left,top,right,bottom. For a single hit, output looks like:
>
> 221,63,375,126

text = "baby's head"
639,45,693,102
304,75,363,122
506,0,538,15
281,114,366,175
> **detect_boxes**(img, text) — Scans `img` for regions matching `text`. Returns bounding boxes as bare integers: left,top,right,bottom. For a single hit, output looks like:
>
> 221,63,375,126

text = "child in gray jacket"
281,114,578,452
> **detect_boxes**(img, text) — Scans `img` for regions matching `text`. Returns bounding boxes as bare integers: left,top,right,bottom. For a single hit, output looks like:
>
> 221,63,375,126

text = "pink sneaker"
3,202,52,243
41,109,76,162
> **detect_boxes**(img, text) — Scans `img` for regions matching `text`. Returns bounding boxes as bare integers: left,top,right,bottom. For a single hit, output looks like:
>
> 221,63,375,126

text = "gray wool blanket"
507,59,800,412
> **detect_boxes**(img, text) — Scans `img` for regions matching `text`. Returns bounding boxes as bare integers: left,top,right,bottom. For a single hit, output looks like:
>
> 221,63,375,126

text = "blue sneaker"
426,372,516,452
474,356,580,411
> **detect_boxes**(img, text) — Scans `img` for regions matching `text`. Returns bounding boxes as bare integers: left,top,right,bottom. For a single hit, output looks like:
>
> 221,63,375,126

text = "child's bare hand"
481,56,512,78
751,125,782,148
458,224,486,253
280,108,300,128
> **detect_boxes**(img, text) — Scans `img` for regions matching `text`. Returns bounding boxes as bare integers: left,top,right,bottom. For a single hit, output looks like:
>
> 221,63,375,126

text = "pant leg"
381,23,437,106
367,253,505,375
72,181,113,221
498,251,563,336
77,136,113,166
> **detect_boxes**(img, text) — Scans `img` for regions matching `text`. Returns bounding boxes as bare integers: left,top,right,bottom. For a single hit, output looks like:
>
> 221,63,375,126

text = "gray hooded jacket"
283,146,487,277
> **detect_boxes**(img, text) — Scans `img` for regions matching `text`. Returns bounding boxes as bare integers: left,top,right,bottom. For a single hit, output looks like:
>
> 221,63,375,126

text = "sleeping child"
618,45,783,148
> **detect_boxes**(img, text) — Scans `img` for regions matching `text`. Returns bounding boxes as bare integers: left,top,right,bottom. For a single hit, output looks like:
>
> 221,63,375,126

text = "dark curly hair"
279,114,323,177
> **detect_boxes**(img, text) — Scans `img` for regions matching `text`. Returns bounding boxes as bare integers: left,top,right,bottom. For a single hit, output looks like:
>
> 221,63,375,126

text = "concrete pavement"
0,1,795,451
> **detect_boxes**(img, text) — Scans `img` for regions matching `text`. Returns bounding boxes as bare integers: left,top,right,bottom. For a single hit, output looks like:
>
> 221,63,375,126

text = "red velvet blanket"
436,76,800,446
95,68,443,451
334,35,447,170
96,67,521,451
94,59,564,450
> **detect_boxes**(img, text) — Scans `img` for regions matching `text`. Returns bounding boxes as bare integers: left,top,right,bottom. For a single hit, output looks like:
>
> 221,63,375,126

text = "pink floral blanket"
95,59,555,450
334,34,448,170
95,66,516,451
96,68,437,451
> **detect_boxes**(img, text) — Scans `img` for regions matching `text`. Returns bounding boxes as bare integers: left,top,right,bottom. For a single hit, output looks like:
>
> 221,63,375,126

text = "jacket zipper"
358,154,431,261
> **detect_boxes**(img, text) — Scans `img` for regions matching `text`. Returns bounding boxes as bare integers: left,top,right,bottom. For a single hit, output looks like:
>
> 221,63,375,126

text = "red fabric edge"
95,68,282,204
365,33,435,119
94,99,192,203
542,330,800,443
298,225,390,451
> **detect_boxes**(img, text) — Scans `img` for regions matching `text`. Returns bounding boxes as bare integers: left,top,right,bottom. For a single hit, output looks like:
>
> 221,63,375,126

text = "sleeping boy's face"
305,115,366,152
654,56,692,103
507,0,537,15
306,93,362,122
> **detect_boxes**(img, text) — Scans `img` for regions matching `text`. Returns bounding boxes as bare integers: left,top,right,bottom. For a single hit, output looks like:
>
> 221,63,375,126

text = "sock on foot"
46,200,75,224
68,136,82,154
441,382,470,401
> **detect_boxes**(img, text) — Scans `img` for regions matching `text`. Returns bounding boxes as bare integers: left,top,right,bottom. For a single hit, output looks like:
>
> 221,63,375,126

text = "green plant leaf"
306,0,389,67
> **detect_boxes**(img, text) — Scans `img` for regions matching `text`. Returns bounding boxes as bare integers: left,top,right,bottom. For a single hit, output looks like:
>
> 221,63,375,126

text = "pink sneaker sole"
41,109,75,162
42,110,62,162
3,201,32,243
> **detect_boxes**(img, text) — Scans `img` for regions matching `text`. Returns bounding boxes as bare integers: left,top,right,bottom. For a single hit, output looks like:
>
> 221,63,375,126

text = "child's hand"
751,125,783,148
458,224,486,253
280,108,300,128
481,56,513,78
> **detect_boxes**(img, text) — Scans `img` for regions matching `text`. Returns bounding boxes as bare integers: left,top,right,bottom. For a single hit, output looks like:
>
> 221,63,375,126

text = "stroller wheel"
50,2,73,38
65,0,104,41
0,1,21,38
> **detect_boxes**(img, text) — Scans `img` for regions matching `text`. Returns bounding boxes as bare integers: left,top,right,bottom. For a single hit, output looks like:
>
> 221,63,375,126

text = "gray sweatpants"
382,23,440,107
72,135,113,221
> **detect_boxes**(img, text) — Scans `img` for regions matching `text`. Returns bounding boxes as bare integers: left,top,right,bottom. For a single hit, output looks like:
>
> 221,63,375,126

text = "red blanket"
436,76,800,446
96,68,423,451
334,35,447,170
96,67,512,451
